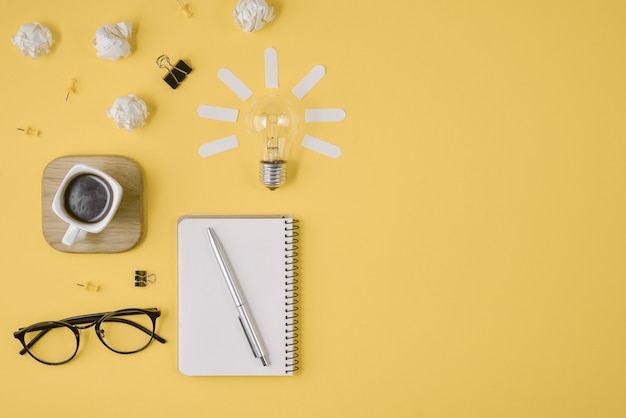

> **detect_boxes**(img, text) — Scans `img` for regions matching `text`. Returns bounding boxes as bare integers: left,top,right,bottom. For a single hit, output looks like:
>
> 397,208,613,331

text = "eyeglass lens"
97,311,155,353
22,323,78,365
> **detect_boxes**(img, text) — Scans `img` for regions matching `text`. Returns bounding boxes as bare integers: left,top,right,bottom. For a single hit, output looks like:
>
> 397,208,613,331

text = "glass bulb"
247,94,299,190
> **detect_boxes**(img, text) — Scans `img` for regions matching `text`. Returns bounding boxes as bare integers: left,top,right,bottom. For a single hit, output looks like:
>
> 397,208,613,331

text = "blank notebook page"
177,215,297,376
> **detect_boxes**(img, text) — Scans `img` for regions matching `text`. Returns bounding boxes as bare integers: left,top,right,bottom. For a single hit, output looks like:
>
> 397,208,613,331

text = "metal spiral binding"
284,218,299,373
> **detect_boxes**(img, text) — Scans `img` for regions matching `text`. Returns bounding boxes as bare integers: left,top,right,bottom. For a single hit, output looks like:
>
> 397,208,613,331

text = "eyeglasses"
13,308,166,365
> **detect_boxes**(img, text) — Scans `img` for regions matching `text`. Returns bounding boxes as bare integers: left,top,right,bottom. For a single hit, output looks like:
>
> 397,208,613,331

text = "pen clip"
238,316,258,358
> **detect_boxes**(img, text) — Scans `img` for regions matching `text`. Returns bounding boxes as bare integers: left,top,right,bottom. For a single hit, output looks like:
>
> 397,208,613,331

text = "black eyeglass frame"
13,308,166,365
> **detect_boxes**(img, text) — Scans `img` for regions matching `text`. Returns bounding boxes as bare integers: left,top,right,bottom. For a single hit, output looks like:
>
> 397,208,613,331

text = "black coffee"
63,174,113,223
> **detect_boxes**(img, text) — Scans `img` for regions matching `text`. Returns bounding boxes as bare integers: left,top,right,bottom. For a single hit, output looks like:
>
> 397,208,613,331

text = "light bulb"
247,94,299,190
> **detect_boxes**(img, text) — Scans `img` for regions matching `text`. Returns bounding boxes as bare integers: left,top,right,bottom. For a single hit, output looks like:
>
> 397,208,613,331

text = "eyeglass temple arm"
103,317,167,343
63,310,166,343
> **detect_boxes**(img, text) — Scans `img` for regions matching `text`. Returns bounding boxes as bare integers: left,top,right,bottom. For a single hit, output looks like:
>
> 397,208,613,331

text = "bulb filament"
263,112,286,161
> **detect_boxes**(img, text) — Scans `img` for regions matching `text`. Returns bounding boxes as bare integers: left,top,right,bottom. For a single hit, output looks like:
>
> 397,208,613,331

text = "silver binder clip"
134,270,157,287
156,54,192,89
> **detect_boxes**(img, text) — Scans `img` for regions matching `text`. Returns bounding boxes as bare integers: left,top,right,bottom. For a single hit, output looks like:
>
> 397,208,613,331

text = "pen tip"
261,356,268,367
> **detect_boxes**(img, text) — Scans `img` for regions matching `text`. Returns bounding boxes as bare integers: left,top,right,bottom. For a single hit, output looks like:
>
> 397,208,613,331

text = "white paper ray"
305,108,346,123
265,48,278,88
199,135,239,157
218,68,253,101
291,65,326,100
197,105,239,122
301,134,342,159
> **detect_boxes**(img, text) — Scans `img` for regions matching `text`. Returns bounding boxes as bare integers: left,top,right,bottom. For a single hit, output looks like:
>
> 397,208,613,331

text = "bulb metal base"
259,161,287,190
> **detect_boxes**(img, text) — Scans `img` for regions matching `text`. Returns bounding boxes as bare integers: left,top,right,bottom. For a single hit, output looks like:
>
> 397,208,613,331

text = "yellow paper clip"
176,0,193,17
16,126,39,136
65,78,76,102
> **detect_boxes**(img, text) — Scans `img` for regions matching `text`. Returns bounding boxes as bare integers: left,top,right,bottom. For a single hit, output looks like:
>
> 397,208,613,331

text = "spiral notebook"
177,215,299,376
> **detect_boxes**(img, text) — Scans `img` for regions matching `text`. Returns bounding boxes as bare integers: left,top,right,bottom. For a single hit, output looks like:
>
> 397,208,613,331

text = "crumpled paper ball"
233,0,275,32
106,95,149,132
93,22,133,61
11,22,53,59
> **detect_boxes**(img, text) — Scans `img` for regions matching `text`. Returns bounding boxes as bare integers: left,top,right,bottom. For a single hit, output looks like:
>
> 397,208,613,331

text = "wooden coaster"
42,156,143,253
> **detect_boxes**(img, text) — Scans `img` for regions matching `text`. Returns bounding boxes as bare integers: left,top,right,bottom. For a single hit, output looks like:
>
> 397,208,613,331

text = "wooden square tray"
42,156,143,253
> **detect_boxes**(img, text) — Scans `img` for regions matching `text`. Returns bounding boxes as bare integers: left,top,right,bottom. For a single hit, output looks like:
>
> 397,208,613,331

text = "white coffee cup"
52,164,123,246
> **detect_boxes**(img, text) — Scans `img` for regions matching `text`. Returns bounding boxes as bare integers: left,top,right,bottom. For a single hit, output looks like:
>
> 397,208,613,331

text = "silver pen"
207,227,268,366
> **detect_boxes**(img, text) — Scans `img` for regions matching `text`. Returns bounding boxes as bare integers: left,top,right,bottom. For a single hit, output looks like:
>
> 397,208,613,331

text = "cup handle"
62,225,88,246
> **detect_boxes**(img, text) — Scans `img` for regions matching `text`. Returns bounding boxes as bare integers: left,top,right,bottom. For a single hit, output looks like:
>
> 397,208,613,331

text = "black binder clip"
134,270,157,287
157,54,192,89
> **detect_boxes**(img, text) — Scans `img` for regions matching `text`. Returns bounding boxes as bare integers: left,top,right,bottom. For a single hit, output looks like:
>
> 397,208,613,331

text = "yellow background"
1,1,625,417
